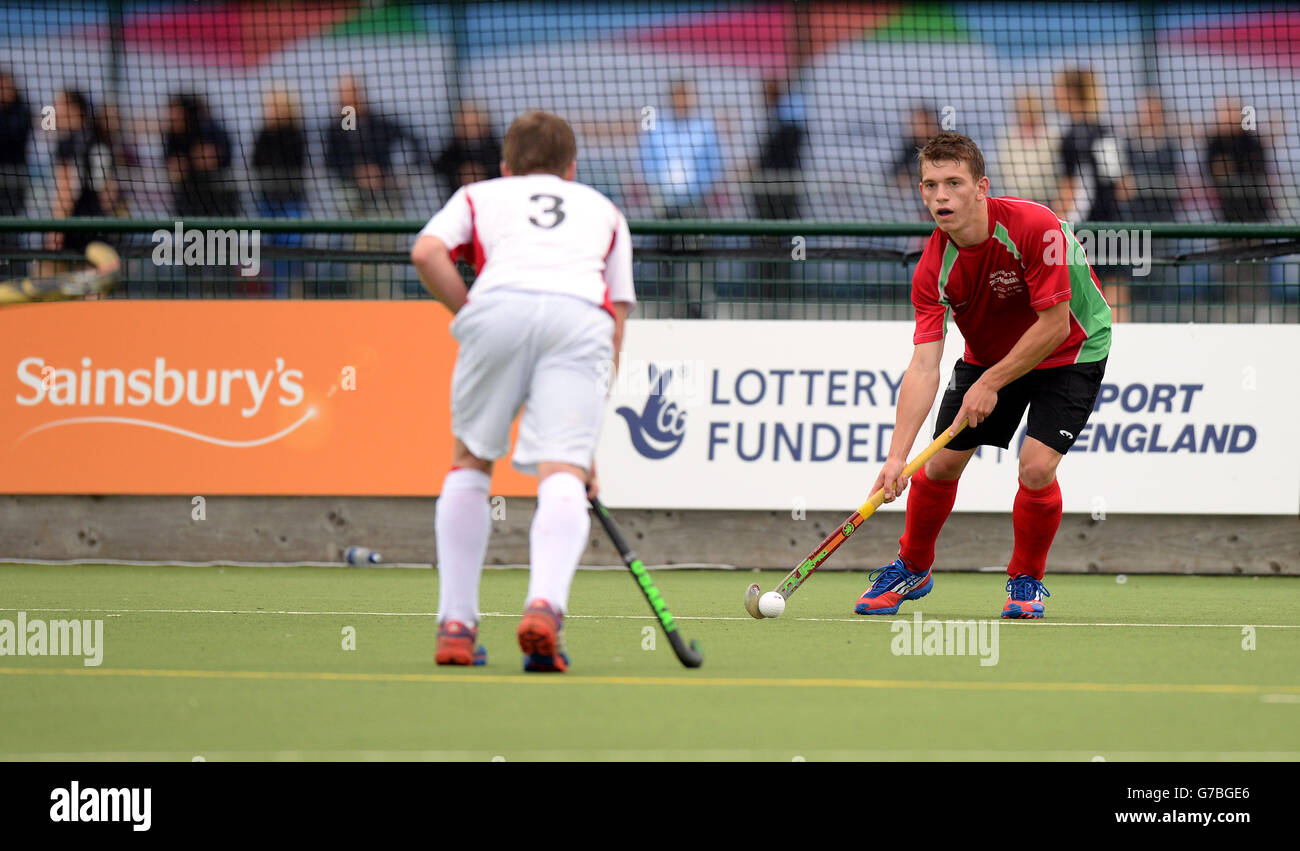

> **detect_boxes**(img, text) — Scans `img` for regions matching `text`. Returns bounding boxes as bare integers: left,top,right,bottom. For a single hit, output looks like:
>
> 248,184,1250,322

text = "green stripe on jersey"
936,243,959,336
1060,222,1112,362
992,222,1022,260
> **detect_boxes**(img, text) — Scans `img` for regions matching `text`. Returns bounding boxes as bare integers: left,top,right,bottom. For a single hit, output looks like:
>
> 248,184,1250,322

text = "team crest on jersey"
988,270,1025,298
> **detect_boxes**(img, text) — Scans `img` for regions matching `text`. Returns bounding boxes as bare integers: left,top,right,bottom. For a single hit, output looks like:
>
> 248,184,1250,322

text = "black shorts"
935,357,1108,455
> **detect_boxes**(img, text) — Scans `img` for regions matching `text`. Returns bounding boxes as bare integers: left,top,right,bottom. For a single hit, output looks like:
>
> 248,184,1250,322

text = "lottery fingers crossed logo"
616,363,687,459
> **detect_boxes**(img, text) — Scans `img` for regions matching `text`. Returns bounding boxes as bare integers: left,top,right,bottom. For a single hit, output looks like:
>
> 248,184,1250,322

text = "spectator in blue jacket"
640,79,724,318
640,79,723,219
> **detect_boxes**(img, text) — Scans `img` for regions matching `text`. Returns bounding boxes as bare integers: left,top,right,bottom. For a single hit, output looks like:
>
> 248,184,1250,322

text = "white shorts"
449,289,614,476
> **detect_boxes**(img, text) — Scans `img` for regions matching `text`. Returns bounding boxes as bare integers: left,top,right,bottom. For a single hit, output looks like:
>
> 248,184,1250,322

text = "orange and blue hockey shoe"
517,599,569,673
853,557,934,615
1002,574,1051,619
435,620,487,666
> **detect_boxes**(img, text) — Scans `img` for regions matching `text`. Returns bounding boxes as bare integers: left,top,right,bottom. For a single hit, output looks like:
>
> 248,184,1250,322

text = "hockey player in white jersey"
411,110,636,673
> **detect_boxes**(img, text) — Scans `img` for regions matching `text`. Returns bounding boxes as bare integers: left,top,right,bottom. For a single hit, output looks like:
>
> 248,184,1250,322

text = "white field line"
9,560,1287,577
1260,694,1300,704
3,606,1299,629
3,749,1299,762
0,559,731,570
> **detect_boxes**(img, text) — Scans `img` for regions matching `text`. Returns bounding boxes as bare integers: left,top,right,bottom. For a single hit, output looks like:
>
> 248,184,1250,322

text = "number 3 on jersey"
528,193,565,229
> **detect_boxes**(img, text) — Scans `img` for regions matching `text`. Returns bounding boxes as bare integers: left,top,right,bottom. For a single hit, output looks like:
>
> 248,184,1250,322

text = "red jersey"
911,196,1112,368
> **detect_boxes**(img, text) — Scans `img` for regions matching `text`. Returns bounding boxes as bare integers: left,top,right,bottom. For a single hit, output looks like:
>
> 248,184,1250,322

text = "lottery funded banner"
595,320,1300,514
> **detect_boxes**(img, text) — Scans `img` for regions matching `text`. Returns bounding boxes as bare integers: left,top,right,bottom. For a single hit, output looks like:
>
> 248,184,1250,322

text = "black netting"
0,0,1295,227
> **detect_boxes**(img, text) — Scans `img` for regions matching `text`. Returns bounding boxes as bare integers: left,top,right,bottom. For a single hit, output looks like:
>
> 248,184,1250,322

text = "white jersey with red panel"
418,173,636,314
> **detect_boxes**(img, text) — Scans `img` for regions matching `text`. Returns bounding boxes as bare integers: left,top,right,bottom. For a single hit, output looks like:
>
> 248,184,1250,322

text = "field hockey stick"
745,417,969,618
590,496,704,668
0,242,120,305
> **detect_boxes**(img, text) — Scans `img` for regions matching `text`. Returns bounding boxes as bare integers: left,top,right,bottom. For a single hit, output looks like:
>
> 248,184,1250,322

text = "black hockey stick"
590,496,703,668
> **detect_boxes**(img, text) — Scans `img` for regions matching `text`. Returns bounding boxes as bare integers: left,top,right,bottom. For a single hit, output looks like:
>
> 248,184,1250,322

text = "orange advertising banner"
0,301,536,496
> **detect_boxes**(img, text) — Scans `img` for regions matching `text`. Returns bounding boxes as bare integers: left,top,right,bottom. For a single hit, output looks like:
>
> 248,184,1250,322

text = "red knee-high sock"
1008,479,1063,581
898,467,960,572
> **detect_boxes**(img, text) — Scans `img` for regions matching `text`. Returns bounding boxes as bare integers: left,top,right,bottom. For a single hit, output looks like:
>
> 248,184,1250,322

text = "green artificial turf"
1,564,1296,761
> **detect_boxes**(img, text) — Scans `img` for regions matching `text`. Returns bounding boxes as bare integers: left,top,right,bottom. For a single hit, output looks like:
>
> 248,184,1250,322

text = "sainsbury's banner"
594,321,1300,514
0,301,536,496
5,305,1296,513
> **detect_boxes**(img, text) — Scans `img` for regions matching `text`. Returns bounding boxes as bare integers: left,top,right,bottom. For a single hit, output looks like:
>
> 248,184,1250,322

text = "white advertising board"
595,321,1300,514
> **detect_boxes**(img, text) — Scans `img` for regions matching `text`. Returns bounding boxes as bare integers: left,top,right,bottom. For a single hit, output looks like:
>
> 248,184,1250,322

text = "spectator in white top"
994,91,1060,205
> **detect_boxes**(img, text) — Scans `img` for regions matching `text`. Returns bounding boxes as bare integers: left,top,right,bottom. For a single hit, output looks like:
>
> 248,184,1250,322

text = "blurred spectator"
44,90,117,275
324,74,410,218
891,104,940,259
892,104,940,188
1205,98,1273,318
1053,68,1129,223
753,78,806,221
1123,94,1181,294
0,68,32,277
252,86,308,298
1054,68,1130,320
1124,93,1180,222
1205,98,1271,223
100,101,134,166
164,93,239,217
640,79,724,317
891,104,941,239
324,74,413,296
993,91,1059,203
639,79,723,219
433,101,500,197
751,77,806,307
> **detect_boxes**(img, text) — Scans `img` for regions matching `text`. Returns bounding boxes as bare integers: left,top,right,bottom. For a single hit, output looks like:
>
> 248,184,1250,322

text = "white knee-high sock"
526,472,590,614
435,468,492,626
